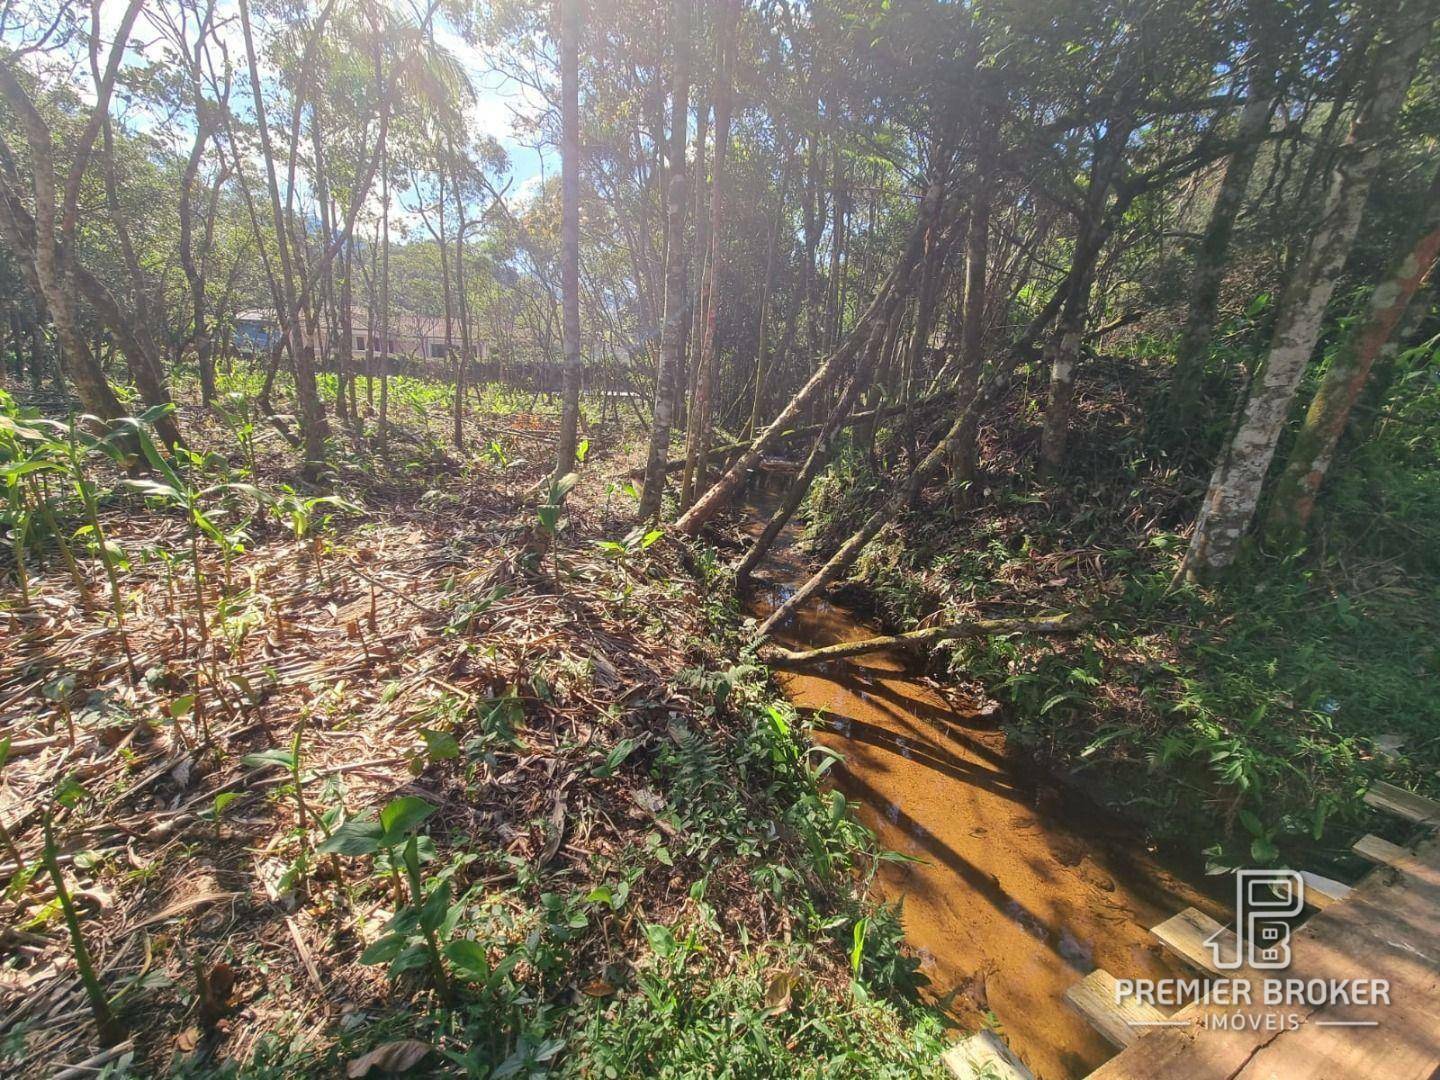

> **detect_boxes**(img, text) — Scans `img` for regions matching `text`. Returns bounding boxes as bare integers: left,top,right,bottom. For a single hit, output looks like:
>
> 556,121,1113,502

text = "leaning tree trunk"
752,262,1075,640
637,0,692,521
1347,278,1434,445
746,147,792,441
735,293,902,584
554,0,584,479
0,68,125,424
1262,160,1440,541
674,185,951,536
755,344,1031,642
1181,2,1433,579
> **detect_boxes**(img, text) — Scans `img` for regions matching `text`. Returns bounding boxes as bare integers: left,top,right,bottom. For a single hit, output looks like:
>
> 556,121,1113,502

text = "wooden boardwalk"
1083,783,1440,1079
942,782,1440,1080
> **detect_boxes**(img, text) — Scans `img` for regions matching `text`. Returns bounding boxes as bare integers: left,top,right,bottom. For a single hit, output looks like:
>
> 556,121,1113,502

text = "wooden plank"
1352,833,1409,866
940,1030,1034,1080
1150,907,1231,975
1064,968,1172,1049
1299,870,1352,910
1363,780,1440,825
1087,834,1440,1080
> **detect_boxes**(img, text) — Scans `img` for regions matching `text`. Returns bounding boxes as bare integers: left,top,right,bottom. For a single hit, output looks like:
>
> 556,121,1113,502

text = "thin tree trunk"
379,144,391,454
747,147,792,440
453,149,474,452
949,165,992,500
679,0,737,507
1037,121,1131,478
1263,161,1440,540
1166,71,1278,429
554,0,584,479
736,294,902,584
0,67,126,424
674,188,955,536
1181,3,1433,579
637,0,692,520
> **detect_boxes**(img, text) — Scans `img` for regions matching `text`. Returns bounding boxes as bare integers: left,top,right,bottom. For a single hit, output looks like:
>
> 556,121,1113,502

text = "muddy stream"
741,488,1226,1079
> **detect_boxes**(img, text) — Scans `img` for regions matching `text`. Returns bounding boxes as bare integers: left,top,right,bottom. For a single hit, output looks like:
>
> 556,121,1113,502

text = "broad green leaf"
419,729,460,761
318,817,384,856
379,796,436,838
241,749,296,771
359,934,407,965
444,938,491,981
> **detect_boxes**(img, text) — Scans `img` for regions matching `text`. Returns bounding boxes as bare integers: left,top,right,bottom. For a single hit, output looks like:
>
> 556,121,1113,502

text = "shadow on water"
740,485,1228,1080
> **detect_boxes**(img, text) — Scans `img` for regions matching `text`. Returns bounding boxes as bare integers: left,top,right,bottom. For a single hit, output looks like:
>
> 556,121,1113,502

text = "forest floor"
0,373,943,1078
800,353,1440,878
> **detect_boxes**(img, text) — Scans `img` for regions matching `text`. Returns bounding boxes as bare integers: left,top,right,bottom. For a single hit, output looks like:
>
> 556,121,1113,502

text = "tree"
553,0,583,479
1263,160,1440,541
1180,0,1436,579
637,0,692,521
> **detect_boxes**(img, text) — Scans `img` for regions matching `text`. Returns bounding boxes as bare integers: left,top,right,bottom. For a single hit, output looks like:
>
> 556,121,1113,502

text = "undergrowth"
798,345,1440,876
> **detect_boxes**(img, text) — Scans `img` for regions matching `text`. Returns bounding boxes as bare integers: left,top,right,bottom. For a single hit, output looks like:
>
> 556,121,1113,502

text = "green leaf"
318,817,384,856
1250,836,1278,864
444,938,491,981
418,881,452,934
379,796,436,839
644,923,677,959
388,945,432,975
850,918,867,975
359,934,407,965
55,775,89,808
213,792,242,816
419,729,460,761
241,749,296,771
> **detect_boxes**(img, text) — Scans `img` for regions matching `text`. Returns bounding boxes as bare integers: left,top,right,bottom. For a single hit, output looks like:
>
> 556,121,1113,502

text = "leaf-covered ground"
0,375,944,1077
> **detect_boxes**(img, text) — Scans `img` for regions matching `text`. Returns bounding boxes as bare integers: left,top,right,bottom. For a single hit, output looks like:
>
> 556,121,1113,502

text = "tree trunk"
1166,72,1278,430
736,293,902,584
674,186,953,536
754,339,1035,642
1263,160,1440,541
765,614,1084,666
1181,3,1432,579
0,66,125,423
637,0,691,521
1037,120,1131,478
554,0,584,479
747,147,792,441
1346,278,1434,445
949,168,992,500
679,0,737,507
379,144,391,454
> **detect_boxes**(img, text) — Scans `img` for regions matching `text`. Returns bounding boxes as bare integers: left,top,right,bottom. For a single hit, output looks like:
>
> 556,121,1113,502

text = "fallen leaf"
346,1039,432,1077
763,969,795,1016
198,961,238,1026
174,1027,201,1052
581,977,616,998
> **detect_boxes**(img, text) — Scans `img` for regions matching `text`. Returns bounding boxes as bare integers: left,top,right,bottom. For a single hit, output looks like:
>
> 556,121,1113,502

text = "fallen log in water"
762,614,1086,667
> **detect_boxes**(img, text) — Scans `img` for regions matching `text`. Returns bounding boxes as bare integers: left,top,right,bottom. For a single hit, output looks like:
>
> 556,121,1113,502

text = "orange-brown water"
743,493,1226,1079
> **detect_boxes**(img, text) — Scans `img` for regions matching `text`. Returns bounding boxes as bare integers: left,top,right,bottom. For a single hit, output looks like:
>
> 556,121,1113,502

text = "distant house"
232,309,487,364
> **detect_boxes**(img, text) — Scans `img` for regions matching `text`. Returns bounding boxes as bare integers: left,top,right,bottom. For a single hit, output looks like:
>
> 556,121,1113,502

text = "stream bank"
740,488,1228,1079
